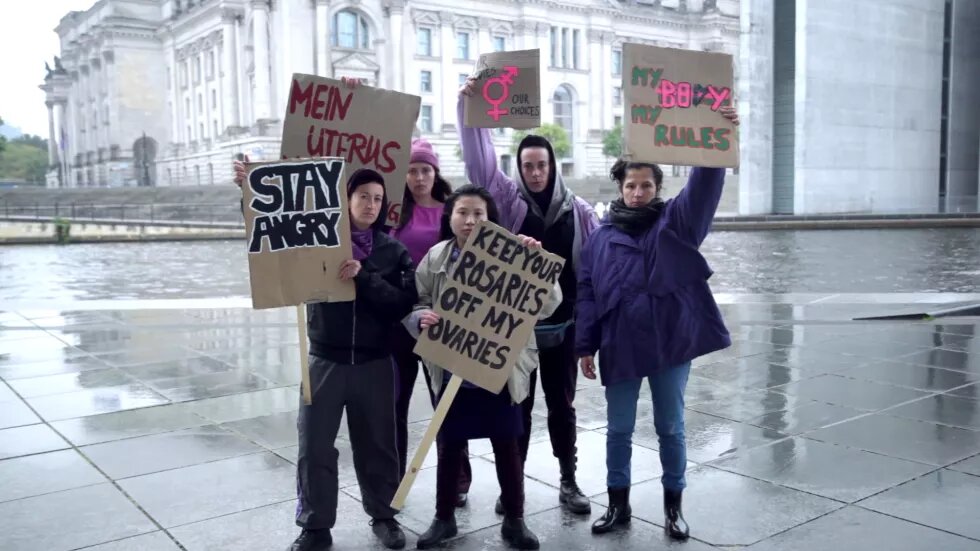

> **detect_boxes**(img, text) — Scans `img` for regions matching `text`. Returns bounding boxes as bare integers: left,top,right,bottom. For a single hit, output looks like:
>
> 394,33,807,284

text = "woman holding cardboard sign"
405,185,561,550
231,166,416,551
575,107,739,541
457,76,598,518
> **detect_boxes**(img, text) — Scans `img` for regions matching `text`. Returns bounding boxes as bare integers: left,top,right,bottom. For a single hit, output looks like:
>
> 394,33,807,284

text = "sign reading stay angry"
244,158,355,309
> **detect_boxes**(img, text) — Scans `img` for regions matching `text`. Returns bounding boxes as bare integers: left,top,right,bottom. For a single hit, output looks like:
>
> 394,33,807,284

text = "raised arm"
456,80,522,226
666,105,739,246
667,167,726,247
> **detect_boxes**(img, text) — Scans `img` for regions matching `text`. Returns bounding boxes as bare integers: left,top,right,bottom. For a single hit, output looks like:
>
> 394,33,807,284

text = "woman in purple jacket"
575,107,738,541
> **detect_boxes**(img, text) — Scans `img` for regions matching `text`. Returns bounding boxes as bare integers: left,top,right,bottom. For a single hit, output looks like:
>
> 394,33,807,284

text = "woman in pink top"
388,139,473,506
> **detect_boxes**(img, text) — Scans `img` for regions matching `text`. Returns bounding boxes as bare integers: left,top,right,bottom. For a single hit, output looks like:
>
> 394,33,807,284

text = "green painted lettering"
687,128,702,148
654,124,670,146
631,66,648,86
714,128,731,151
700,127,715,150
670,126,686,146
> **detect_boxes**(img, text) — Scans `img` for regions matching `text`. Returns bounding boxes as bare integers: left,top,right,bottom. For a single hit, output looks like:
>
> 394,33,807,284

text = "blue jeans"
605,362,691,491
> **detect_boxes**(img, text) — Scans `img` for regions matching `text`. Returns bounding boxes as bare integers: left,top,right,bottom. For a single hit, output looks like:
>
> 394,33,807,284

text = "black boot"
495,496,505,515
370,518,406,549
591,487,631,534
288,528,333,551
664,489,689,540
501,517,539,550
558,456,591,514
416,516,458,549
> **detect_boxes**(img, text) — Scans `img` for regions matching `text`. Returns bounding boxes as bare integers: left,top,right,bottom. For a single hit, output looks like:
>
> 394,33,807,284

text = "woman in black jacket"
288,169,417,551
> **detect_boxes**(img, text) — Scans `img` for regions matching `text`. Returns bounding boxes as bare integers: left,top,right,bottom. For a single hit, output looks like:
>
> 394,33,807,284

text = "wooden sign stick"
390,374,463,510
296,304,312,405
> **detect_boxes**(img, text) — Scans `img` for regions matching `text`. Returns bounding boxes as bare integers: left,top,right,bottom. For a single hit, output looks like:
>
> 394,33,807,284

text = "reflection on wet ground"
1,228,978,302
0,301,978,550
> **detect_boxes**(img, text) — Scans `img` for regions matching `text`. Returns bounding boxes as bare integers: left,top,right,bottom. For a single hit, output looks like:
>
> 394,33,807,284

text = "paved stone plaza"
1,295,979,550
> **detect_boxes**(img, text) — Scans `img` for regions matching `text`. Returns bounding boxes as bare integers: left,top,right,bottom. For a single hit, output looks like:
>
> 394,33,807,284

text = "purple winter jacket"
575,167,732,386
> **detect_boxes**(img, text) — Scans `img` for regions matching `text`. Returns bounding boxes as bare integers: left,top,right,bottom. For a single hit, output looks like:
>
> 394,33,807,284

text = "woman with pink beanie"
388,139,473,509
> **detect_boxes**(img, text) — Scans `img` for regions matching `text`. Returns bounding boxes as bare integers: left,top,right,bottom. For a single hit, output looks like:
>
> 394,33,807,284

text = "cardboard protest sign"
413,221,564,393
464,49,541,129
281,74,421,226
243,158,354,309
623,44,738,168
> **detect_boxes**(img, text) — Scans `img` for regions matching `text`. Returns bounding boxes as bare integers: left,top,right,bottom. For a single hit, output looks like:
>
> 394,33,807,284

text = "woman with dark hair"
388,139,473,507
405,185,561,550
576,108,739,541
285,168,417,551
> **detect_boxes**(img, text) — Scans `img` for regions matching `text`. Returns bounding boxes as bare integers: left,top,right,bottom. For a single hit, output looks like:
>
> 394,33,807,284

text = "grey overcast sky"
0,0,94,137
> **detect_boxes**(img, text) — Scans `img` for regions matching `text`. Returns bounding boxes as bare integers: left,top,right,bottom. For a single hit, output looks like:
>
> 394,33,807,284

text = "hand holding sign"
414,221,564,393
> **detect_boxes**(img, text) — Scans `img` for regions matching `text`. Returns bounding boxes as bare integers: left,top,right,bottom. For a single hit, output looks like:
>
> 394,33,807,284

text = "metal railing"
0,199,243,227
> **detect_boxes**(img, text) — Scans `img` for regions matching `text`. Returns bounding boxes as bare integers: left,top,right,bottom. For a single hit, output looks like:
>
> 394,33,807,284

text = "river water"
0,228,977,302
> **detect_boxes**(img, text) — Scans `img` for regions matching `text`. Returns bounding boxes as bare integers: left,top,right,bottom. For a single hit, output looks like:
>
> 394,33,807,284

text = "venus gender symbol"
482,66,520,122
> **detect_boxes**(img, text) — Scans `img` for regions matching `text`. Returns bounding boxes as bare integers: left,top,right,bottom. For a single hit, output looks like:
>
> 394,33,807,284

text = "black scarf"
608,198,664,236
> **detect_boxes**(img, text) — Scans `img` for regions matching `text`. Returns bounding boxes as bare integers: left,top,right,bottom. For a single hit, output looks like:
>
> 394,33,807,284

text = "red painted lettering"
289,79,315,117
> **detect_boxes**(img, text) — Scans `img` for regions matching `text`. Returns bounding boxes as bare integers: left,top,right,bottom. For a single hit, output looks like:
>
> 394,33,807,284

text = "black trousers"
436,437,523,520
295,355,399,529
391,327,471,493
519,331,579,463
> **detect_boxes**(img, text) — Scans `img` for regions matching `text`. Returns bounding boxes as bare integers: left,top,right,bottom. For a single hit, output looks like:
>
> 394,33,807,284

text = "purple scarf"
351,227,374,261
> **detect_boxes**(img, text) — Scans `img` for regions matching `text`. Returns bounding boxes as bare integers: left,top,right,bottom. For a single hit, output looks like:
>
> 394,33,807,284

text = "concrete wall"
945,0,980,212
737,0,774,215
794,0,945,214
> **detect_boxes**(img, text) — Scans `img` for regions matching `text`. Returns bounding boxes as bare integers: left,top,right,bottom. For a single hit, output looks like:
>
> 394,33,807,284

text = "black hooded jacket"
514,135,578,324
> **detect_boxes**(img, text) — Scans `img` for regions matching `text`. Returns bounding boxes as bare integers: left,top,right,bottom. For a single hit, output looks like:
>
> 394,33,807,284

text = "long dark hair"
610,159,664,195
438,185,500,242
398,168,453,229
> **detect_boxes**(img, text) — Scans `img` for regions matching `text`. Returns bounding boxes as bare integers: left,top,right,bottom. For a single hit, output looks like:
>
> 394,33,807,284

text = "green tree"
0,116,7,156
510,123,571,159
602,123,624,158
0,137,48,184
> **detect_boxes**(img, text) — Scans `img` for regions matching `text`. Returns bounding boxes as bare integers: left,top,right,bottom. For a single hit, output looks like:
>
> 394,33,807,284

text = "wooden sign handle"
296,304,312,405
390,374,463,510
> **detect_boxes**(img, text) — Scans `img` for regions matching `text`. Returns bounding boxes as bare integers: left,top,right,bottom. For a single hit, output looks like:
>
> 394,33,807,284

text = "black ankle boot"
664,489,689,540
558,456,592,514
591,487,631,534
370,518,406,549
287,528,333,551
416,517,457,549
495,495,505,515
501,517,539,550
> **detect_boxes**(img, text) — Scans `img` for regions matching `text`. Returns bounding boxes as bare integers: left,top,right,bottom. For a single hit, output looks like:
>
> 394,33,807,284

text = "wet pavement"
0,298,978,551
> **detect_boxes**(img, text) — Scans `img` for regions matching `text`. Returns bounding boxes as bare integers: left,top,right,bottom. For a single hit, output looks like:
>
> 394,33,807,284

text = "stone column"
45,102,58,165
389,3,405,91
600,34,612,128
221,10,241,131
478,17,492,55
440,11,455,127
251,0,272,121
587,32,603,132
738,0,774,215
315,0,330,76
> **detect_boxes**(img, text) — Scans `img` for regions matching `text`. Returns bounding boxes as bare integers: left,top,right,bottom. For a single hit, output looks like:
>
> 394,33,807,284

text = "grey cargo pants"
295,354,400,529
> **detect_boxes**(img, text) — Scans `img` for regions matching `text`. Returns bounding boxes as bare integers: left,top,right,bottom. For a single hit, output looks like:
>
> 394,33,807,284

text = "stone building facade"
41,0,739,189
